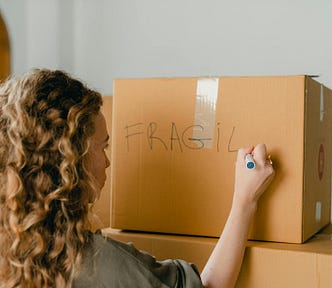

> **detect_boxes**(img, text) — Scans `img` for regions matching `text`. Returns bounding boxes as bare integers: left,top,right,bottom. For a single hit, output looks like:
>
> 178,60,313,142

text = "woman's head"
0,69,103,287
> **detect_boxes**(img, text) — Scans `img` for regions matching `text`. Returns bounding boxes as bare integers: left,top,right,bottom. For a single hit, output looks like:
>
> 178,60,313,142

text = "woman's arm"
200,144,275,288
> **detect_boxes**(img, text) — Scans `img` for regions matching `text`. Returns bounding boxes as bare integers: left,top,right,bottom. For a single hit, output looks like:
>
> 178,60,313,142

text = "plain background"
1,0,332,95
1,0,332,220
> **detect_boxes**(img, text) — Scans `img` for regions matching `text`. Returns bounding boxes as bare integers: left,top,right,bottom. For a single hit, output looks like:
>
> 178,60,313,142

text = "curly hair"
0,69,103,287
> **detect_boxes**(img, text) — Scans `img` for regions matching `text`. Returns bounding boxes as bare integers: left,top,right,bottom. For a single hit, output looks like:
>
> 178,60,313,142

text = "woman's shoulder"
74,232,174,287
87,231,133,254
86,231,157,264
74,231,203,288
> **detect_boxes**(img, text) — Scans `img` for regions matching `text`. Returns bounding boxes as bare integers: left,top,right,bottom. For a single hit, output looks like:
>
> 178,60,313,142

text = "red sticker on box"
318,144,324,181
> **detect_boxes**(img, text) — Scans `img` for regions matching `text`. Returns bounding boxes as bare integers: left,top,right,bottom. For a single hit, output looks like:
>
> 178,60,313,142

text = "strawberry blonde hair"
0,69,102,287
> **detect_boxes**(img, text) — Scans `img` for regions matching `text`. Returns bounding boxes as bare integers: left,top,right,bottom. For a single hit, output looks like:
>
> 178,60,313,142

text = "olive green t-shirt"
74,233,203,287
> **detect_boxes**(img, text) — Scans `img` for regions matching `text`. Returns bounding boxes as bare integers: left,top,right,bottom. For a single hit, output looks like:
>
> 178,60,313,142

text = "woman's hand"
201,144,275,288
233,144,275,211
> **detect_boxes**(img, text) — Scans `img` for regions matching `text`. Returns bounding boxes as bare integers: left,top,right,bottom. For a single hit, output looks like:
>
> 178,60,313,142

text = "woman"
0,69,274,287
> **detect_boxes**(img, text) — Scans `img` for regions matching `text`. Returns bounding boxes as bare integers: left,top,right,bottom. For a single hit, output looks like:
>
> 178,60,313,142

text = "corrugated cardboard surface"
111,76,332,243
303,78,332,241
102,226,332,288
89,96,112,230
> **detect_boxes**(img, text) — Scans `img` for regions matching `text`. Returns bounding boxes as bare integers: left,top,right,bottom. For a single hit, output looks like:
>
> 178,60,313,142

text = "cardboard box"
89,96,113,230
102,226,332,288
111,76,332,243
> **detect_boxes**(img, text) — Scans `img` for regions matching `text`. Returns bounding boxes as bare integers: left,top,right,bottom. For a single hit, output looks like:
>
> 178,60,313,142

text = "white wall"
1,0,332,95
76,0,332,96
0,0,27,75
0,0,75,77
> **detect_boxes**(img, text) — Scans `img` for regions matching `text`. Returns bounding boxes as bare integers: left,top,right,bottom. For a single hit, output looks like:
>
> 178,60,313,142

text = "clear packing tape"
193,78,219,149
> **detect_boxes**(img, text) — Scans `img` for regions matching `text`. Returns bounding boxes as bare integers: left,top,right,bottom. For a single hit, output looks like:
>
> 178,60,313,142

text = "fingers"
253,144,275,180
252,144,267,164
237,146,254,163
234,144,275,205
237,144,274,172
